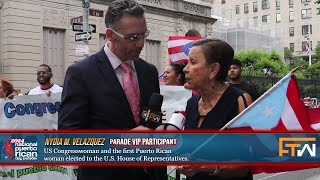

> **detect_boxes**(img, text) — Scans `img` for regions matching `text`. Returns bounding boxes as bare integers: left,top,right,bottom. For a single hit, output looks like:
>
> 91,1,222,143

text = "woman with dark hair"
179,38,253,180
0,78,14,98
163,63,186,86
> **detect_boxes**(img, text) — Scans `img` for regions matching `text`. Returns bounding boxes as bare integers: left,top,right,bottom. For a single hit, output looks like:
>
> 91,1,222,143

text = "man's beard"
229,75,241,81
38,79,50,85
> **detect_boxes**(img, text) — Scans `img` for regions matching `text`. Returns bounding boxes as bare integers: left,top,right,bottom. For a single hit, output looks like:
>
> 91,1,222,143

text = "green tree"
284,47,293,62
305,61,320,79
235,49,289,77
315,41,320,63
289,57,307,78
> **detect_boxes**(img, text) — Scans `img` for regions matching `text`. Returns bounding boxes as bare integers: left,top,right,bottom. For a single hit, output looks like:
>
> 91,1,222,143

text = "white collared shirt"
104,43,139,89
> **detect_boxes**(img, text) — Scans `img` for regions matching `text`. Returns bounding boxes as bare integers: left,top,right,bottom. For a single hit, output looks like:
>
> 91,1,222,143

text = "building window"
302,41,312,51
289,0,293,5
146,40,162,73
290,43,294,52
301,8,312,19
289,11,294,22
262,15,270,23
289,27,294,36
301,0,311,3
236,5,240,14
244,3,249,14
253,16,258,27
43,28,66,86
222,0,225,4
253,2,258,12
262,0,269,9
276,0,280,8
302,25,312,35
276,13,281,23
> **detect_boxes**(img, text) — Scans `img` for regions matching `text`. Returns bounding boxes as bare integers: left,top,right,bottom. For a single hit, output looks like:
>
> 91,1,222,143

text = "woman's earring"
211,80,215,89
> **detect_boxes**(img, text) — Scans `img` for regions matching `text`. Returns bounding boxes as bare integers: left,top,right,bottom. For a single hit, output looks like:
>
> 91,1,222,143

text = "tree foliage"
315,41,320,63
234,49,288,77
289,58,308,78
305,61,320,79
284,47,293,61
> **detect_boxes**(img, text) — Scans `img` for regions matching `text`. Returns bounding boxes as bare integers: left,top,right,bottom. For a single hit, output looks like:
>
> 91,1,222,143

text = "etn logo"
279,137,316,157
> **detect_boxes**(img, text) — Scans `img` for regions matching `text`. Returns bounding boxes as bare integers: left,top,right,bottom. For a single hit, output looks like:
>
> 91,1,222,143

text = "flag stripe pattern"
308,108,320,130
284,75,312,130
306,31,310,53
168,36,202,64
280,98,303,130
158,73,165,82
225,73,318,174
228,73,312,131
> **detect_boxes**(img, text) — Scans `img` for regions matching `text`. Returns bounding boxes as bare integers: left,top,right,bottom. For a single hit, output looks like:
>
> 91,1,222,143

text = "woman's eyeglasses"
37,72,51,77
109,28,149,42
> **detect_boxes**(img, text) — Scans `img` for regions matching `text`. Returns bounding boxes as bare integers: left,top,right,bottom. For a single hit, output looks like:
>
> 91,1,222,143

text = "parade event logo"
2,138,38,161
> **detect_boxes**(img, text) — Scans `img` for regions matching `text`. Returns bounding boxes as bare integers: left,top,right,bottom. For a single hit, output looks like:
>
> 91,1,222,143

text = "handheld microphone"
141,93,163,129
156,111,186,130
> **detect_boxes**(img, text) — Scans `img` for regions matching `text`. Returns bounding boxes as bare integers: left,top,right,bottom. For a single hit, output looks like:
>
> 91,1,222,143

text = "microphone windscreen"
155,111,186,130
148,93,163,112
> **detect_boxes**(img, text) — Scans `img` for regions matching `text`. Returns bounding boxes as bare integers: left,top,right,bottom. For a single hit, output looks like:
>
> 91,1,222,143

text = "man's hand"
46,90,52,97
7,93,16,100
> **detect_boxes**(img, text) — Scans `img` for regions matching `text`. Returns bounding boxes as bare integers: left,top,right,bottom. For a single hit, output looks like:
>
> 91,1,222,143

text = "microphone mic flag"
142,93,163,129
156,111,186,130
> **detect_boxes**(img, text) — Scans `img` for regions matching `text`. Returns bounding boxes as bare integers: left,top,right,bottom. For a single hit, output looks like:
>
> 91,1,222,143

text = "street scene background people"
28,64,62,96
228,59,259,101
163,63,186,86
0,78,14,99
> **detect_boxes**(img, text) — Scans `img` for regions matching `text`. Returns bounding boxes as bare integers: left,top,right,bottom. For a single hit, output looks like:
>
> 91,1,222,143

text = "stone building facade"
0,0,216,92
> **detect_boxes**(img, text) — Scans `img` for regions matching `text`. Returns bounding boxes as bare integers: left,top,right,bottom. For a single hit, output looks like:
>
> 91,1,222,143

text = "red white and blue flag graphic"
168,36,202,64
224,72,319,174
306,31,311,53
227,73,313,131
158,73,165,82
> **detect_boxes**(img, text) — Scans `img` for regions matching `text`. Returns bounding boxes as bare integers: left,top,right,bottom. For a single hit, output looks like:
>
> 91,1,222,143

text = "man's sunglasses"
109,28,149,42
37,72,51,76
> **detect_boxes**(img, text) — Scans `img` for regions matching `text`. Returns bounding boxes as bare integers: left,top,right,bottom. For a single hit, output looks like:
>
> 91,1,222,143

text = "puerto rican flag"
308,108,320,130
225,72,319,174
168,36,202,64
227,73,313,131
158,73,165,82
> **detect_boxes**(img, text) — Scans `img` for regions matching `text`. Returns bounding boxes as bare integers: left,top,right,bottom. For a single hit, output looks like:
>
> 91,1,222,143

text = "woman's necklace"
200,99,209,117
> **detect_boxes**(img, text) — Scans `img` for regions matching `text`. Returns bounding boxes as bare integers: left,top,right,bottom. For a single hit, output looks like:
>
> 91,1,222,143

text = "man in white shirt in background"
28,64,62,96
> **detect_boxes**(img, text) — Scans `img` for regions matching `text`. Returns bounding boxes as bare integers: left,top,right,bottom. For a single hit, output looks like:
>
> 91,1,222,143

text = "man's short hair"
231,59,242,68
105,0,144,29
39,64,52,72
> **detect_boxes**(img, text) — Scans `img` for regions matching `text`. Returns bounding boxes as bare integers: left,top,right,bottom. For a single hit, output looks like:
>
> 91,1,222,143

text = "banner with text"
0,132,320,164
